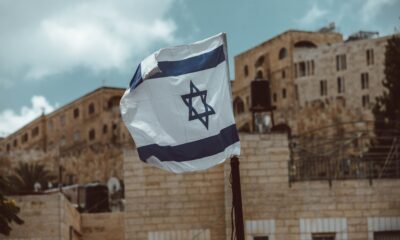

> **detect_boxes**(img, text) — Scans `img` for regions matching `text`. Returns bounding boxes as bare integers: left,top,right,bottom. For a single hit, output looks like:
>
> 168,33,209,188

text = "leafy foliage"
0,177,24,236
373,35,400,130
7,162,56,194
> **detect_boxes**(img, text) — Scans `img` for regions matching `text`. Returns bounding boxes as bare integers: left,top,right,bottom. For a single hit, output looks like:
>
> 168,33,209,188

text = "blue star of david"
181,81,215,129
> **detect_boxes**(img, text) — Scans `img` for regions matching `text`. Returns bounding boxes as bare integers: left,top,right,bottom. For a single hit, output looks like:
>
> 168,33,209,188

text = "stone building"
232,29,392,134
0,87,132,185
3,133,400,240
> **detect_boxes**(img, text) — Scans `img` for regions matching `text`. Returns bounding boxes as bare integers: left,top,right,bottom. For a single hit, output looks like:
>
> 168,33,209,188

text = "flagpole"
231,156,245,240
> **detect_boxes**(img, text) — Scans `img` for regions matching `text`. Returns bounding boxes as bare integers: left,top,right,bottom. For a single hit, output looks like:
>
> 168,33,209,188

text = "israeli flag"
120,33,240,173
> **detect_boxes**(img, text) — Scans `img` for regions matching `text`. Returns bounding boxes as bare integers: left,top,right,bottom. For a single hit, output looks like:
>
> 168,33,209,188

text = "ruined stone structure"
0,87,132,185
232,30,392,134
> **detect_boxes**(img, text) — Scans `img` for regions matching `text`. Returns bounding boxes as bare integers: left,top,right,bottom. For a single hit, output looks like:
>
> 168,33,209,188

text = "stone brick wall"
0,193,81,240
124,133,400,240
81,212,124,240
235,134,400,240
123,149,227,240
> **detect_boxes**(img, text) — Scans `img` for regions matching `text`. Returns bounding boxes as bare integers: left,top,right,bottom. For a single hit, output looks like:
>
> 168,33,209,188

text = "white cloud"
297,4,328,26
0,0,177,82
0,96,56,137
361,0,396,23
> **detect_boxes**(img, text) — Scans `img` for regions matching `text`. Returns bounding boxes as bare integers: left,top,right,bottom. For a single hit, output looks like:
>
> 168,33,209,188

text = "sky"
0,0,399,137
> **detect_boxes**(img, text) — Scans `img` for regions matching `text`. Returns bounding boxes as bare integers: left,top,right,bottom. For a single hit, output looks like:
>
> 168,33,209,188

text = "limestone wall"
123,149,227,240
0,193,81,240
81,212,124,240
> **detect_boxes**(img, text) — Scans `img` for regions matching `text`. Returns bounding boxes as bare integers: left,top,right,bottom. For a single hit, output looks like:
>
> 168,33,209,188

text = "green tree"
374,34,400,128
8,162,56,194
0,177,24,236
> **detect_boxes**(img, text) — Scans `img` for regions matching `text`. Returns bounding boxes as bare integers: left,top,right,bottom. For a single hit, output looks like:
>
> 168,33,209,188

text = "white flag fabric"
120,33,240,173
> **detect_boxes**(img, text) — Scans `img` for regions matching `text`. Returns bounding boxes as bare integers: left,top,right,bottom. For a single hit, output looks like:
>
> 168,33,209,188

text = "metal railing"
289,120,400,183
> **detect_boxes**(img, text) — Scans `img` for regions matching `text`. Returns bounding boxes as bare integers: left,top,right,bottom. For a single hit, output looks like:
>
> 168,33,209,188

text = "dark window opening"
255,56,265,67
89,129,96,141
337,77,345,93
279,47,288,59
282,88,287,99
88,103,95,115
244,65,249,77
32,126,39,137
374,230,400,239
294,40,317,48
299,62,306,77
361,72,369,89
366,49,374,65
233,97,245,115
22,133,28,143
112,123,117,130
295,84,299,101
103,124,108,134
273,93,277,102
362,95,370,108
336,54,347,71
13,139,17,147
73,108,80,119
107,96,121,109
282,69,286,79
320,80,328,96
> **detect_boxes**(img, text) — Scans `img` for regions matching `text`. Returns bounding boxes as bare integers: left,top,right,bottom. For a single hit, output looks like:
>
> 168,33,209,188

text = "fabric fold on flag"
120,33,240,173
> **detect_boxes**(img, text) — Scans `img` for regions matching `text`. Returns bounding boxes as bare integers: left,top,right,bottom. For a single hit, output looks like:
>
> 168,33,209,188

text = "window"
282,88,287,99
88,103,95,115
294,63,298,78
254,236,269,240
13,139,17,147
255,56,265,67
73,108,80,119
362,95,370,108
273,93,277,102
337,77,345,93
299,62,306,77
22,133,28,143
244,65,249,77
336,54,347,71
366,49,374,65
32,126,39,137
320,80,328,96
103,124,108,134
282,69,286,79
279,47,287,59
312,233,335,240
295,84,299,101
89,129,96,141
112,123,118,130
73,131,80,142
60,115,66,126
311,60,315,75
233,97,245,115
361,72,369,89
6,144,10,152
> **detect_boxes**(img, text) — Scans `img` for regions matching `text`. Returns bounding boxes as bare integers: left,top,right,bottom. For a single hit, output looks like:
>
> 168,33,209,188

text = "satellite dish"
107,177,121,194
34,182,42,192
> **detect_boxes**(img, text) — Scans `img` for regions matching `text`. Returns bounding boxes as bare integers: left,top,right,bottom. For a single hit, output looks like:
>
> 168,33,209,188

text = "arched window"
107,96,120,109
244,65,249,77
233,97,245,115
255,56,265,67
256,70,263,80
279,48,288,59
89,129,96,141
88,103,95,115
294,41,317,48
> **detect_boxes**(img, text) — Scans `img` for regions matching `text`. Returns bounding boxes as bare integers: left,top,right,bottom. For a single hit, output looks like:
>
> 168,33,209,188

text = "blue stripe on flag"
137,124,239,162
129,45,225,90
